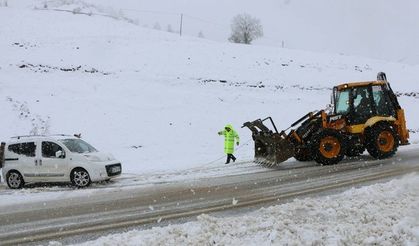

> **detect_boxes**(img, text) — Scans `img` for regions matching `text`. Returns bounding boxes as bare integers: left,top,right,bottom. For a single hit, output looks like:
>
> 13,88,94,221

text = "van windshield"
59,139,97,153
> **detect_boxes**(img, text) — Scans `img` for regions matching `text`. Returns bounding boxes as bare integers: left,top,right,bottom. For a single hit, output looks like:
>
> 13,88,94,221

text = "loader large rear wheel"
312,129,345,165
366,123,398,159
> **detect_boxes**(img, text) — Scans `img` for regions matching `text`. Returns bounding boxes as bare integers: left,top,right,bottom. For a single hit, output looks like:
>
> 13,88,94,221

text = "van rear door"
5,141,38,180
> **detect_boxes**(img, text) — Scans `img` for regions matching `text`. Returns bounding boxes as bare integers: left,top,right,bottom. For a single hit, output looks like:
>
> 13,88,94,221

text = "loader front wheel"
312,129,345,165
366,123,398,159
294,147,313,162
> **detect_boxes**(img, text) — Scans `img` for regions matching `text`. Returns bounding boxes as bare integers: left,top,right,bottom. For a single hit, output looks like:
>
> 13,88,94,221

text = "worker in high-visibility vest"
218,124,240,164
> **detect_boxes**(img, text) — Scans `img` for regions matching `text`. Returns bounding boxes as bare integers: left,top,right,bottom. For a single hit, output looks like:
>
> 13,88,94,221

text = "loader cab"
333,81,396,124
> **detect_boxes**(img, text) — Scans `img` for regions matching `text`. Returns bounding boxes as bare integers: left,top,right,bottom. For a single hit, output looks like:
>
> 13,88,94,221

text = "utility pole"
179,13,183,36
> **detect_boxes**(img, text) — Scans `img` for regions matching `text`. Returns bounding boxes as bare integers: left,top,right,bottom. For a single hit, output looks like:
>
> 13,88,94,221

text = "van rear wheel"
71,168,91,188
6,170,24,189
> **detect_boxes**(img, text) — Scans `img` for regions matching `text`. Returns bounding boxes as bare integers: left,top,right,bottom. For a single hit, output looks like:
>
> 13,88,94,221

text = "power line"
182,14,226,29
121,8,180,16
120,8,227,29
36,6,231,39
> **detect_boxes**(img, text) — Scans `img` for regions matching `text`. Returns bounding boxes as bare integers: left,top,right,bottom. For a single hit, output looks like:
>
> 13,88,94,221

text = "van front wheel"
7,170,24,189
71,168,91,188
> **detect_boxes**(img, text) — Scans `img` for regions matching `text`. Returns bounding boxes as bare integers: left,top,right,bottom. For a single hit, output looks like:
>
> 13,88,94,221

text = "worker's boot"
225,154,231,164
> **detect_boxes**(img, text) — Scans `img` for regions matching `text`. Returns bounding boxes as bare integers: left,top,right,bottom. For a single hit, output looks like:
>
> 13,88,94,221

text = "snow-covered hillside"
0,2,418,176
5,0,419,64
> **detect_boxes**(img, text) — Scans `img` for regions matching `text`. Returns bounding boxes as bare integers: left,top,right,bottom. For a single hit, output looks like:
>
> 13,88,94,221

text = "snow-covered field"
1,1,419,245
66,174,419,245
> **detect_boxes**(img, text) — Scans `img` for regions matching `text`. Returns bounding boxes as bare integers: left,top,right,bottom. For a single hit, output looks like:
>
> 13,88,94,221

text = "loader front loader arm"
242,111,324,166
242,117,294,166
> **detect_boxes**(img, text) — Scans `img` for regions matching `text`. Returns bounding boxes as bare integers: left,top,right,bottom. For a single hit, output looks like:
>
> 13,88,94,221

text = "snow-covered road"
1,145,418,245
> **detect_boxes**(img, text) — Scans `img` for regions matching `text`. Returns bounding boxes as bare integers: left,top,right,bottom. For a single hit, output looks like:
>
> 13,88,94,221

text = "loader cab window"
372,85,395,116
335,89,350,115
347,86,376,124
353,86,372,117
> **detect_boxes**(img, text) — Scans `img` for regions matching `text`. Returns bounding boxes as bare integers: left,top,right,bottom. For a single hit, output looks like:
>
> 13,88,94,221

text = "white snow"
0,1,418,244
67,174,419,245
1,2,418,178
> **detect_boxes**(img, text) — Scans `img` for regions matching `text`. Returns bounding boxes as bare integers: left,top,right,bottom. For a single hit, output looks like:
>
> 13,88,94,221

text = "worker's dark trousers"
226,154,236,164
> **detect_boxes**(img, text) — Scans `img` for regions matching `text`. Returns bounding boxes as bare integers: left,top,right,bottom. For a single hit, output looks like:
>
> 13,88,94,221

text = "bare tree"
228,13,263,44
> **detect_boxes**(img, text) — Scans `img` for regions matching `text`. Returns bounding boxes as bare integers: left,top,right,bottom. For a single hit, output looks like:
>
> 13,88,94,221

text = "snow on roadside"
68,174,419,246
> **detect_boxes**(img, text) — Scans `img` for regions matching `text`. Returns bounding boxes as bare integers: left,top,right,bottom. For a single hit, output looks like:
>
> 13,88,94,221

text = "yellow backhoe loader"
243,72,409,166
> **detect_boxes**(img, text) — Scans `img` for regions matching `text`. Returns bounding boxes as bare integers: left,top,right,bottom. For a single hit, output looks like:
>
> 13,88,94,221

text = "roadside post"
0,142,5,183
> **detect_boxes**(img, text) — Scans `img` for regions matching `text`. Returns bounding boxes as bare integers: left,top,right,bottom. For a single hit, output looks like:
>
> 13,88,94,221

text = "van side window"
8,142,36,157
42,142,63,158
8,144,20,154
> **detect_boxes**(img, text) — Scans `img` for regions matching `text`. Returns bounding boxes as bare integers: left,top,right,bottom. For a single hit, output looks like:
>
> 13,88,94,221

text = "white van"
1,135,121,189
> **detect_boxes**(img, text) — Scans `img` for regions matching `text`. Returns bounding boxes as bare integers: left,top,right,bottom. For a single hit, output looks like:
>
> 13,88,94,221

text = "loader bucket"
253,133,295,166
243,118,295,167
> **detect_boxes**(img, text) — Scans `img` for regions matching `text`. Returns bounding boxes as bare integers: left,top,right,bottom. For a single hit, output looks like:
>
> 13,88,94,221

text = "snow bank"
69,174,419,245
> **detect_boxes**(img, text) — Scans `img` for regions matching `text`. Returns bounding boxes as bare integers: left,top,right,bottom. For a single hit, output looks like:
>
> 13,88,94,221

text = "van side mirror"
55,150,65,158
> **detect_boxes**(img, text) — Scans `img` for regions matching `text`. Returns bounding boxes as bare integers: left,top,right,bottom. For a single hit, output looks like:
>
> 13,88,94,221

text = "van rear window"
8,142,36,157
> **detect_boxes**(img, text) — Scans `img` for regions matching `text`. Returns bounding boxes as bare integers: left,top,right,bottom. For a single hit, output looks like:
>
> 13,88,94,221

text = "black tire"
311,129,346,165
294,147,313,161
346,146,365,157
345,135,365,157
6,170,24,189
70,168,91,188
366,123,398,159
